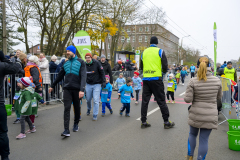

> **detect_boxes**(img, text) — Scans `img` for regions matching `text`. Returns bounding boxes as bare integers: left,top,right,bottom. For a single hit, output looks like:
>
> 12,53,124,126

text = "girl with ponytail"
184,57,222,160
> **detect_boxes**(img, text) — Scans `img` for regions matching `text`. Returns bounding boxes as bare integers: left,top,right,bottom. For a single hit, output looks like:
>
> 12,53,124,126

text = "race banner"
72,30,91,61
213,22,217,76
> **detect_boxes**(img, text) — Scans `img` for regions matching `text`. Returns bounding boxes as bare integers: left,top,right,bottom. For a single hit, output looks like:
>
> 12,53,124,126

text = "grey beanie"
100,55,106,59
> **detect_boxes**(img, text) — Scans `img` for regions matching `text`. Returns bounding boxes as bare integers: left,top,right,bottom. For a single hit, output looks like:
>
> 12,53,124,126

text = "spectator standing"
24,55,43,124
100,55,113,84
39,53,51,103
85,53,105,121
184,57,222,160
0,51,21,160
49,55,58,98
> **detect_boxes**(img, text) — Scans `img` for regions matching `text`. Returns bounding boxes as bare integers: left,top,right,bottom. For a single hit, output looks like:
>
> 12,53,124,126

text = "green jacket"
18,87,43,115
175,73,180,78
13,90,22,111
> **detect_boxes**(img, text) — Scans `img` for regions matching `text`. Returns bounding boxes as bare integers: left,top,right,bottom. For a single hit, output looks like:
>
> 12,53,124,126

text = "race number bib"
134,83,138,87
167,83,173,88
14,93,20,100
102,89,108,95
124,91,131,97
31,99,37,107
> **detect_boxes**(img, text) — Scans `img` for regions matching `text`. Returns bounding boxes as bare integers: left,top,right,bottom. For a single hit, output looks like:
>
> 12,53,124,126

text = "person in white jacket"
39,53,51,104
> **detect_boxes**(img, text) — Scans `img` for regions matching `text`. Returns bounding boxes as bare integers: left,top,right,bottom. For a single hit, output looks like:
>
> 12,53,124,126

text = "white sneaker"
166,100,171,103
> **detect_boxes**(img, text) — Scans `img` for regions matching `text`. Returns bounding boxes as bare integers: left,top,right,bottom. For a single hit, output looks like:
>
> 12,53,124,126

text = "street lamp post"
178,35,190,65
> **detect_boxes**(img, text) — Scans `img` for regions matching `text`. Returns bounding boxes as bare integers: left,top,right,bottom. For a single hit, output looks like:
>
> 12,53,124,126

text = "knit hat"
105,75,110,81
150,36,158,44
27,54,32,60
134,72,139,76
169,74,174,78
118,60,122,64
85,53,92,58
20,77,31,87
224,61,226,64
100,55,106,59
132,60,136,64
227,61,232,65
66,45,76,54
51,55,58,60
28,55,39,65
126,77,133,83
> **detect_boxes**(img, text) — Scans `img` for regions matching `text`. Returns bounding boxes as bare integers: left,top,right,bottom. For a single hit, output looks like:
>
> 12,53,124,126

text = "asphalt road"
7,76,239,160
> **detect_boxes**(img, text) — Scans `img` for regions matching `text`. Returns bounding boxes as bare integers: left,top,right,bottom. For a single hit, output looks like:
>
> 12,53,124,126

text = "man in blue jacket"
49,45,86,137
190,64,196,78
220,61,227,68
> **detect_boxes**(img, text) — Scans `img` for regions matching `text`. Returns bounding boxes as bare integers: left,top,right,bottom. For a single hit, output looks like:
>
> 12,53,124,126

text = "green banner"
213,22,217,76
72,30,91,61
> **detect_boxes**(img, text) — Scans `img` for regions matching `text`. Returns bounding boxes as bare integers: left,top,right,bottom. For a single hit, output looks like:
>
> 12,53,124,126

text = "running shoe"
141,122,151,129
61,129,70,137
16,133,26,139
164,121,175,129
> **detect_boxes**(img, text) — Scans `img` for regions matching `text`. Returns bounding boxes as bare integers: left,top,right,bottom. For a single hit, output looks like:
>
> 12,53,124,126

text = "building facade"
104,24,179,65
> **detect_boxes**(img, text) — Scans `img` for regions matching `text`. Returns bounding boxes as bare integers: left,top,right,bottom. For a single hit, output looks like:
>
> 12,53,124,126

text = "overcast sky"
13,0,240,64
145,0,240,63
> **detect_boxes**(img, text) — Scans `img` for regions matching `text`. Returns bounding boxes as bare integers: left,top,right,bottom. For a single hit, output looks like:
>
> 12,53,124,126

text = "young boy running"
101,75,113,117
118,77,135,117
115,73,126,99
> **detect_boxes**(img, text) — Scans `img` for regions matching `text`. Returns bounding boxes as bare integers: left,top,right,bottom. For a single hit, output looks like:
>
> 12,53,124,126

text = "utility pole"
2,0,7,55
178,35,190,65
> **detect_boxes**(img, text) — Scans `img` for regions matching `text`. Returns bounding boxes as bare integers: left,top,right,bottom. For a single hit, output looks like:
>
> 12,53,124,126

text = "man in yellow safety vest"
224,61,237,83
140,36,175,129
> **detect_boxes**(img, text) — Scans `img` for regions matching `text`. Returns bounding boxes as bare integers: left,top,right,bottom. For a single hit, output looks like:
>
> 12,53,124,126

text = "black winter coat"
49,61,58,73
100,60,113,83
0,58,21,103
86,59,105,85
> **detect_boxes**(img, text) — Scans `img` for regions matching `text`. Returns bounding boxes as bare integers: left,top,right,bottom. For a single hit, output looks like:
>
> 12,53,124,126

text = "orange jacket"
24,65,42,87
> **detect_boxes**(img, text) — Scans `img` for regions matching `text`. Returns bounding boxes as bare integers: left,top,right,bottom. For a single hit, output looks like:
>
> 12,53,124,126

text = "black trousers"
44,84,50,102
63,90,81,130
0,103,10,159
166,91,175,101
135,90,140,101
191,72,195,78
141,79,169,123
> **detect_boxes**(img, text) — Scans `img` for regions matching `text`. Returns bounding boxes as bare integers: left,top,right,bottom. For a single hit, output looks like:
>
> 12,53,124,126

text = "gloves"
102,82,106,88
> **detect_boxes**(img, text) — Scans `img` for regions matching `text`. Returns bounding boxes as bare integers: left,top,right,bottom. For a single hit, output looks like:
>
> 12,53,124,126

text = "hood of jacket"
24,86,35,94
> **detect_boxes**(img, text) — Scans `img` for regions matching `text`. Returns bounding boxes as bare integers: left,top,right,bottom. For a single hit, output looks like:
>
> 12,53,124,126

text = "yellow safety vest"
224,67,235,81
142,47,162,78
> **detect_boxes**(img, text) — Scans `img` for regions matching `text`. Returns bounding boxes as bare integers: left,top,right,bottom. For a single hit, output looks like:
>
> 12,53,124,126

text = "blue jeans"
86,83,101,116
102,102,112,113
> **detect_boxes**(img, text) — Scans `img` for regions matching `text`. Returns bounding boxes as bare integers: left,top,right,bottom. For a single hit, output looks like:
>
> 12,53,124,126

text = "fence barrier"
3,73,64,107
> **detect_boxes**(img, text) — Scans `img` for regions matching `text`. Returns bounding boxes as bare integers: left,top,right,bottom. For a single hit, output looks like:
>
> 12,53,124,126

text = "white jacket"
39,57,51,84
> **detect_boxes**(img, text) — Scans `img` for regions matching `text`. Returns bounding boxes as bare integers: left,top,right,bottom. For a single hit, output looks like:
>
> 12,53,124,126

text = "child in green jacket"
16,77,45,140
13,78,23,124
166,74,177,104
175,70,180,85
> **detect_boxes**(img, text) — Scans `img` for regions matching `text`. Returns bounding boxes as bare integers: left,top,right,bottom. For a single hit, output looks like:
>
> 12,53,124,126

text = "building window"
108,43,110,49
139,36,142,42
133,27,135,32
145,27,149,32
139,27,142,32
127,28,131,32
121,36,125,43
127,37,130,43
108,35,111,39
145,36,148,42
132,36,135,42
132,47,135,52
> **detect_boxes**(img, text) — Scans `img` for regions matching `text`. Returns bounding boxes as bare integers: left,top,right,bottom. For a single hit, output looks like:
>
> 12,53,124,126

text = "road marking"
136,107,160,120
179,92,185,96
